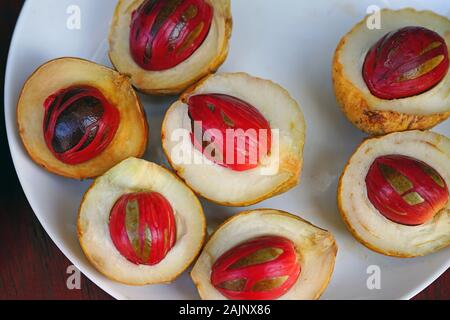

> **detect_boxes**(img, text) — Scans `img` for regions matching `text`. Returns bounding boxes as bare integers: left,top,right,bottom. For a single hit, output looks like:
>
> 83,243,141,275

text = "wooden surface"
0,0,448,300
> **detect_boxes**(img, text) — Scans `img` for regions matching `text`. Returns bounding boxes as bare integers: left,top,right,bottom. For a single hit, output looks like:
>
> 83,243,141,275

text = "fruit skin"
187,94,272,171
191,209,337,300
109,0,232,95
337,131,450,258
362,26,449,100
161,72,305,207
129,0,214,71
78,158,206,286
210,236,301,300
43,86,120,165
365,155,448,226
109,192,176,266
17,57,148,180
332,9,450,135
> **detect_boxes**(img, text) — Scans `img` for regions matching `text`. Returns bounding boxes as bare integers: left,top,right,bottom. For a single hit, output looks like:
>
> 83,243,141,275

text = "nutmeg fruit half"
78,157,206,285
109,0,232,95
338,130,450,257
161,72,306,206
333,9,450,135
191,209,337,300
17,58,148,179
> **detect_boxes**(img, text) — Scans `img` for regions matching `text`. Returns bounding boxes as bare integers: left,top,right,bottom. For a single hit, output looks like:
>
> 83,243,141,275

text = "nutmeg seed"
362,26,449,99
43,85,120,165
187,94,272,172
365,155,448,226
129,0,213,71
210,236,301,300
109,192,176,265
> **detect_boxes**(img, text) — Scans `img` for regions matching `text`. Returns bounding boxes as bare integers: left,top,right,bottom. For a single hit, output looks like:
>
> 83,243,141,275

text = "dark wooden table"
0,0,448,300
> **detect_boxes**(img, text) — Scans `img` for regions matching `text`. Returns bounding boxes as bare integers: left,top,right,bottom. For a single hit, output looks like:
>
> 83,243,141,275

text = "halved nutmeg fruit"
78,157,205,285
162,73,306,206
191,209,337,300
109,0,232,95
338,130,450,257
333,9,450,135
17,58,148,179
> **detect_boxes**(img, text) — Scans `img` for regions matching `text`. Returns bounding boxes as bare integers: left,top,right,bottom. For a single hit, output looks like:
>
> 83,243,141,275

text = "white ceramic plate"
5,0,449,300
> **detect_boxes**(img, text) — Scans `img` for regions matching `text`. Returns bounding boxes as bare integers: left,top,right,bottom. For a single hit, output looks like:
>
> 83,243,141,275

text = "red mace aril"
129,0,213,71
210,236,301,300
43,86,120,165
109,192,176,265
362,26,449,99
187,94,272,171
366,155,449,226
